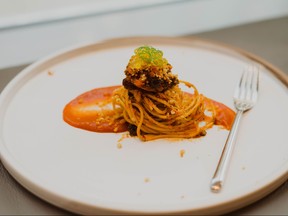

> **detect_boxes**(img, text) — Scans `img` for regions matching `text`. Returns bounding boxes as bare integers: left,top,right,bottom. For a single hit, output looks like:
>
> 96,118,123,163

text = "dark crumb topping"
123,46,179,92
128,124,137,136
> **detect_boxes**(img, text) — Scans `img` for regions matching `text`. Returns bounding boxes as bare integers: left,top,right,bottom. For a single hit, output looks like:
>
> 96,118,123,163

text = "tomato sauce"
63,86,128,133
63,86,235,133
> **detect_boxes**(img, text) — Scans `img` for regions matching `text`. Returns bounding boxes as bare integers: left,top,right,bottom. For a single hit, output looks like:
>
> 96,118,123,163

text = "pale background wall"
0,0,288,69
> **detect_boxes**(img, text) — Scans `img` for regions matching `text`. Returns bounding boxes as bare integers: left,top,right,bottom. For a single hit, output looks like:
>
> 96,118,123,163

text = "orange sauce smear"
63,85,235,133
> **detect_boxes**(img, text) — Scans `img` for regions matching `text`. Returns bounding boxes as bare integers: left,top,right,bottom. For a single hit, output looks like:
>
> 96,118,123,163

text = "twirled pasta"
112,79,215,141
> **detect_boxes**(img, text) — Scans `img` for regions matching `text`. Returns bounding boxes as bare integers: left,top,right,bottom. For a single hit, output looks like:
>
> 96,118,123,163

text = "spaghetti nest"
112,80,216,141
111,45,216,141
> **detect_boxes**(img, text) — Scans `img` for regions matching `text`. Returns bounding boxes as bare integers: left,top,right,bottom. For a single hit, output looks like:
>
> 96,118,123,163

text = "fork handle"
210,109,243,192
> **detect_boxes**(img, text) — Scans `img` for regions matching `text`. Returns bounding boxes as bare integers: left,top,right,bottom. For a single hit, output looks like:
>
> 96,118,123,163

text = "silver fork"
210,66,259,193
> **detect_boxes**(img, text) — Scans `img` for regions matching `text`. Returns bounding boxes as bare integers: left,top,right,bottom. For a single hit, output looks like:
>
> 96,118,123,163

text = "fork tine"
235,66,259,102
234,71,245,100
245,69,253,100
251,66,259,101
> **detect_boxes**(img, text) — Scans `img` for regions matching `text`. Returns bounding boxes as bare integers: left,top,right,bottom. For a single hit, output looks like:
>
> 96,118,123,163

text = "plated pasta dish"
63,46,235,141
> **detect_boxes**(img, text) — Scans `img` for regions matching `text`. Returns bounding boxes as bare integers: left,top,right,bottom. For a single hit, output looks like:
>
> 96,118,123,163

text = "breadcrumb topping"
123,46,179,92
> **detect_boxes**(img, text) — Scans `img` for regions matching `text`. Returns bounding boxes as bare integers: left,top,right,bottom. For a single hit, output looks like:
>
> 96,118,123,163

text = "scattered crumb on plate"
117,133,130,149
144,178,150,183
180,149,185,158
47,70,54,76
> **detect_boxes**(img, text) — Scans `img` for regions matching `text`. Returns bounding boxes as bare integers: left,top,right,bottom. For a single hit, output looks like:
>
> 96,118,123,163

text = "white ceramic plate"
0,37,287,215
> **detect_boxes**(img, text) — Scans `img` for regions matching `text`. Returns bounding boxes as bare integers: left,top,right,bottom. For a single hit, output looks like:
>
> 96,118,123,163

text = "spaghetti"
111,46,216,141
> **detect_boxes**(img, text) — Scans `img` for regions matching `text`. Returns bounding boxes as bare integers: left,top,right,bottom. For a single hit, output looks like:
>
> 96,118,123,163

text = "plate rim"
0,36,287,215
